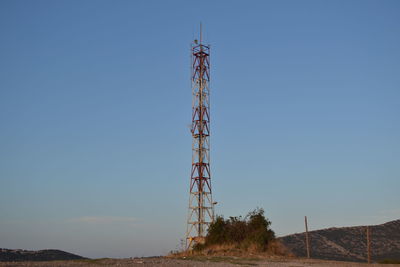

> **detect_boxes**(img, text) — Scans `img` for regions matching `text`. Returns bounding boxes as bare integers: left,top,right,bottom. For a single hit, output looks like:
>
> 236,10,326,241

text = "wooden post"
366,226,371,263
305,216,310,258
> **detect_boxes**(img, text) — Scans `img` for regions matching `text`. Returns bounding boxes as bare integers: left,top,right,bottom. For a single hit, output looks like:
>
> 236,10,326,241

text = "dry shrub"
266,240,292,256
193,208,285,255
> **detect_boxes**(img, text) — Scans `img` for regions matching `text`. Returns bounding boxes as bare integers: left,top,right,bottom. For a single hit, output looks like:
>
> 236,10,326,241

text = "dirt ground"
0,257,398,267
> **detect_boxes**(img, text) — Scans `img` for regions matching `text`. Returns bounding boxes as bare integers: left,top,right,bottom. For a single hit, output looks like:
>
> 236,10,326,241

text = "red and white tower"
186,28,215,249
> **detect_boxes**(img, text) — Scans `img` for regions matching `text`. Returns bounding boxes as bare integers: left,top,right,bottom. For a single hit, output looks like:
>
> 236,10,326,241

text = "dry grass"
169,240,290,258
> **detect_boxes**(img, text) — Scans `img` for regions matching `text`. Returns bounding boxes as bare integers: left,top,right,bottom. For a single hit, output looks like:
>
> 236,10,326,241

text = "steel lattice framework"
186,34,215,249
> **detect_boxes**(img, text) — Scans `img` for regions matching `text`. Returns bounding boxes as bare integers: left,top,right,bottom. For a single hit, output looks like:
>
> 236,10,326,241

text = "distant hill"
279,219,400,262
0,248,86,262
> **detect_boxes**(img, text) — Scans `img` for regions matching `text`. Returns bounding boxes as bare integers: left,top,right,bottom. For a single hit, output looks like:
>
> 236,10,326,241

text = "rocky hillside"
279,219,400,262
0,248,85,262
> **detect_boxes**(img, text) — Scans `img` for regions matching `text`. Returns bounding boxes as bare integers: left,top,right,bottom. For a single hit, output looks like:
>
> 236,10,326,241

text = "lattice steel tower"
186,27,215,249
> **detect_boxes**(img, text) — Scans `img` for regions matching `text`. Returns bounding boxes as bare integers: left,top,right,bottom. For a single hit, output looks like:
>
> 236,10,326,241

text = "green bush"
195,208,275,252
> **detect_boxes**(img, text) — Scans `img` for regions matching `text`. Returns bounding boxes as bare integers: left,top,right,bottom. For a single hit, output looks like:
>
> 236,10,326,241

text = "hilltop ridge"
279,219,400,262
0,248,85,262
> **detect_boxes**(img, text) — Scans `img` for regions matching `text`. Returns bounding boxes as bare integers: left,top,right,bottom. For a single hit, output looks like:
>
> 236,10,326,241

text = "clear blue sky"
0,0,399,259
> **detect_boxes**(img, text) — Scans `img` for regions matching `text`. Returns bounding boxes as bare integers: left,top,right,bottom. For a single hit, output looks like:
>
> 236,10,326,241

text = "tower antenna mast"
186,24,215,249
200,22,202,44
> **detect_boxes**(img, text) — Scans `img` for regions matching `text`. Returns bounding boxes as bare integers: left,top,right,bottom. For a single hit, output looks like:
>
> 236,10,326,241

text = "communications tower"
186,27,215,249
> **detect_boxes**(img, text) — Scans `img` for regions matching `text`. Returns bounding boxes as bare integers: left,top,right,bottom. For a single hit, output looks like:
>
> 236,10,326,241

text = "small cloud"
68,216,136,225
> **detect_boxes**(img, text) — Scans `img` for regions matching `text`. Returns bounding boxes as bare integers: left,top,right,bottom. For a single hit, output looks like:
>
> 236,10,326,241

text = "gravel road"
0,257,398,267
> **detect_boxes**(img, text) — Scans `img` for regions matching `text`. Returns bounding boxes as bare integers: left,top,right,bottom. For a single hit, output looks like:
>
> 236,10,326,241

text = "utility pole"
305,216,310,258
185,24,215,249
366,226,371,263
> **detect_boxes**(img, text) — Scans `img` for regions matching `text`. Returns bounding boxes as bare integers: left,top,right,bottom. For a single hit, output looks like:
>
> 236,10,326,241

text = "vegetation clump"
194,208,277,253
379,259,400,264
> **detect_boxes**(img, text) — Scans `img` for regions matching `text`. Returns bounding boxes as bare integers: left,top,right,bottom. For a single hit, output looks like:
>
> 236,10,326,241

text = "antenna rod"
200,22,202,44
